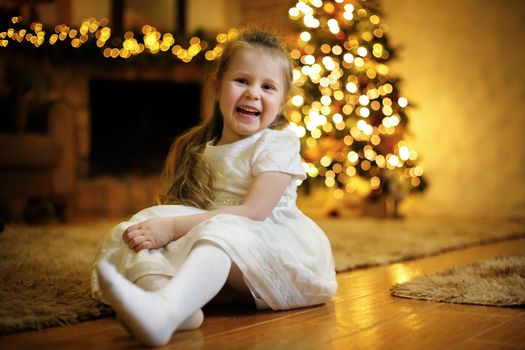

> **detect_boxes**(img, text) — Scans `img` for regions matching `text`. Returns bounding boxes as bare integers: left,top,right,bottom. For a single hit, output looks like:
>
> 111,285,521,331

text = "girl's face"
217,47,286,145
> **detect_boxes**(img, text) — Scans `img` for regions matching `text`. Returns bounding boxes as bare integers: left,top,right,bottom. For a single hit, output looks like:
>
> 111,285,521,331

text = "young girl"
91,29,337,347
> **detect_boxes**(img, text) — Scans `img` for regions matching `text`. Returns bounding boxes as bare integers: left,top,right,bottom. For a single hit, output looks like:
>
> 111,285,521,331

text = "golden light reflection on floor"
388,263,423,284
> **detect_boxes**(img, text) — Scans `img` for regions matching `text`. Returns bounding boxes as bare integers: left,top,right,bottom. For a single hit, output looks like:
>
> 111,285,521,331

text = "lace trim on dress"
211,198,294,209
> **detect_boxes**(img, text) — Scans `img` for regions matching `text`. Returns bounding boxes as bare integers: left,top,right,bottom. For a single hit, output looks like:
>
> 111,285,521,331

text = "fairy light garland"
0,15,238,62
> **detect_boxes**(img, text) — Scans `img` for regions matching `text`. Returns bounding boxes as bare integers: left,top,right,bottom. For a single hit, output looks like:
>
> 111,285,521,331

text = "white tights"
96,242,235,347
134,275,205,331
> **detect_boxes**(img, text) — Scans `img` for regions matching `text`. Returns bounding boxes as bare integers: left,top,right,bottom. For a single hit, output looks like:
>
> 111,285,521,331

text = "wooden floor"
1,237,524,350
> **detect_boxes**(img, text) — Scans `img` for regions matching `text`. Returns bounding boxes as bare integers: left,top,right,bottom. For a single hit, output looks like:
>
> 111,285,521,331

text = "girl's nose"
244,86,260,99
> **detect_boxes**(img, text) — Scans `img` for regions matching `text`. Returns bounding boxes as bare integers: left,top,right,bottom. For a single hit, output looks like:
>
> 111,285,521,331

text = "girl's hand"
122,217,176,252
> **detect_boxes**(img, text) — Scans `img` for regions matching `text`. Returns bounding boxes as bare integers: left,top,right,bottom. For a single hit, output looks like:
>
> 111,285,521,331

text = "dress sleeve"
251,128,307,181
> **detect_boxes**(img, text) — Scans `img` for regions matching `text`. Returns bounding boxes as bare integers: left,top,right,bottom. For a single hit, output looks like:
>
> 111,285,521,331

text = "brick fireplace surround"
47,62,206,218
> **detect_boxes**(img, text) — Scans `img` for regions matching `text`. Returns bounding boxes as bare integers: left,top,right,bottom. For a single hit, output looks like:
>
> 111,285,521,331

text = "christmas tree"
287,0,426,216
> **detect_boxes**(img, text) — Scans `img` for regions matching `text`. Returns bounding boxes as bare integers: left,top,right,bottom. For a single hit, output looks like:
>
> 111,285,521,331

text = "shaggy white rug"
1,217,524,334
390,254,525,306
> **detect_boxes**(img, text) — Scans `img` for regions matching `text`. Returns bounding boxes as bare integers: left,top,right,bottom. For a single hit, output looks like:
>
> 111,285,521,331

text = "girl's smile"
217,47,286,145
236,105,261,119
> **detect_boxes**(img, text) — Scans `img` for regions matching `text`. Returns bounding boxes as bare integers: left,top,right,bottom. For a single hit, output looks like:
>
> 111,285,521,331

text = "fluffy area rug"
390,254,525,306
318,217,525,271
1,217,524,334
0,221,115,335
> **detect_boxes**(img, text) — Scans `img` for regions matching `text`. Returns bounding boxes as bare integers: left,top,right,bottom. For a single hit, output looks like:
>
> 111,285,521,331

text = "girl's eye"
262,83,276,91
235,78,248,84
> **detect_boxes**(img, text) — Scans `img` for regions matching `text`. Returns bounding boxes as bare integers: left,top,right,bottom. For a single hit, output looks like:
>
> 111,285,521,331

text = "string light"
288,0,426,201
0,16,235,63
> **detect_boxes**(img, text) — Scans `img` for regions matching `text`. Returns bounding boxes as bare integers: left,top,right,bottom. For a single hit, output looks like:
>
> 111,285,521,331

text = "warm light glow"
411,177,421,187
389,264,420,284
311,0,323,8
289,7,300,18
357,120,373,135
324,2,335,13
343,53,355,63
357,47,368,57
291,95,305,107
320,95,332,106
304,15,320,28
375,155,386,168
370,176,381,189
327,18,340,34
346,82,358,93
304,54,316,65
320,155,332,167
359,95,370,106
387,154,401,167
0,3,428,201
300,31,311,42
348,151,359,164
325,177,336,187
332,113,343,123
399,146,410,161
370,15,380,25
358,107,370,118
311,128,322,139
307,165,319,177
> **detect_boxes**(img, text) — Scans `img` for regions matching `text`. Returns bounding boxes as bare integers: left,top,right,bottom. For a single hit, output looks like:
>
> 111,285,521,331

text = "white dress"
91,128,337,310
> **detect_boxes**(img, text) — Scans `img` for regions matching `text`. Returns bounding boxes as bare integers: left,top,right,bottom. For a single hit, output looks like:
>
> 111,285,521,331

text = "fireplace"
89,79,202,177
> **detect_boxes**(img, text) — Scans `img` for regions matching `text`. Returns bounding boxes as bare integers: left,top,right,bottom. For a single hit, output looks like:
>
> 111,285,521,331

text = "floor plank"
1,237,524,349
331,308,510,350
467,313,525,348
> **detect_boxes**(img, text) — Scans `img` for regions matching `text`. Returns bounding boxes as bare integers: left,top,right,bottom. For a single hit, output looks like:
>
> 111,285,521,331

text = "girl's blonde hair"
158,29,294,208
